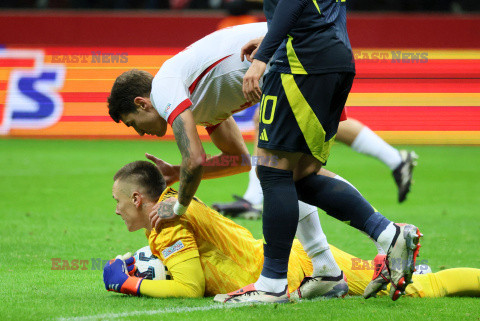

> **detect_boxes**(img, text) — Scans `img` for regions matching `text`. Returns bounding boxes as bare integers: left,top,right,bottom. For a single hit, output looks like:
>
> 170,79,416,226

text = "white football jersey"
150,23,268,128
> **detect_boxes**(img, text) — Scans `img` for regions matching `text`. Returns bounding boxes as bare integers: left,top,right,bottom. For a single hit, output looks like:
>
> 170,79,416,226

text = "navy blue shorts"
257,71,355,164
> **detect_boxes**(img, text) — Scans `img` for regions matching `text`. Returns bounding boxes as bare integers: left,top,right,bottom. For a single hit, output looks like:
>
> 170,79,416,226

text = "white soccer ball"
133,246,172,280
414,264,432,275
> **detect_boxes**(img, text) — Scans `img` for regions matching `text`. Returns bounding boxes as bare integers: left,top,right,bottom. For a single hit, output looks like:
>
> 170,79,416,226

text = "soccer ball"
414,264,432,275
133,246,172,280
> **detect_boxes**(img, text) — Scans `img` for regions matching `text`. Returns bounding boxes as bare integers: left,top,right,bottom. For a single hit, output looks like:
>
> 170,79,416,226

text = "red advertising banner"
0,12,479,144
1,47,479,143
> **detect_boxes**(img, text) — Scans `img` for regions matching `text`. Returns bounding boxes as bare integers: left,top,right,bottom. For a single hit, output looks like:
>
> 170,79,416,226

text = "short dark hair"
113,161,166,201
107,69,153,123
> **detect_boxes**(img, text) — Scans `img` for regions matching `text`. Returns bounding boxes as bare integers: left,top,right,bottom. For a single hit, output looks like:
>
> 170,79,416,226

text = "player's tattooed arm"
171,110,205,209
150,111,204,231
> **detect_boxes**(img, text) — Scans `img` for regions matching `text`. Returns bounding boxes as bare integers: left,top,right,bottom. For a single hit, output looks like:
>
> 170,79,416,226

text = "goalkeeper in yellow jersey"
104,160,480,299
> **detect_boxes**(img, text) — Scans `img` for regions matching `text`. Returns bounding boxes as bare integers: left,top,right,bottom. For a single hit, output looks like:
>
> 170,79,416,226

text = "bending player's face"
122,99,167,137
112,180,146,232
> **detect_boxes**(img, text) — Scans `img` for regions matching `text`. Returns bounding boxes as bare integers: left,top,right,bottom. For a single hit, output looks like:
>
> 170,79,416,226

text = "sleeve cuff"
120,276,144,296
167,99,192,126
254,54,270,64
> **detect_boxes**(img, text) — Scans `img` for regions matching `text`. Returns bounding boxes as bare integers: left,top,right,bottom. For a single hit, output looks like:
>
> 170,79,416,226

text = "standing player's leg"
254,149,303,296
217,72,355,303
248,72,356,301
217,72,422,303
215,136,391,267
231,108,363,280
277,72,422,301
337,118,418,203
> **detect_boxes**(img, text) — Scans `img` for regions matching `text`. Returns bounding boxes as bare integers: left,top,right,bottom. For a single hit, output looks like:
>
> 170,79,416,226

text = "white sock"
351,127,402,170
376,222,397,253
254,275,288,293
297,202,342,277
243,165,263,205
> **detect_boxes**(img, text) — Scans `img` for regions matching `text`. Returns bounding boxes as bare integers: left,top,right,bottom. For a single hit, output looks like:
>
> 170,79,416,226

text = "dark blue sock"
363,212,392,241
257,165,298,279
295,174,387,237
262,257,289,279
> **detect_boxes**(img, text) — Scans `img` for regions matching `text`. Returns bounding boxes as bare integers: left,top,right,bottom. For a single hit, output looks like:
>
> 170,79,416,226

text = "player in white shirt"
151,23,267,129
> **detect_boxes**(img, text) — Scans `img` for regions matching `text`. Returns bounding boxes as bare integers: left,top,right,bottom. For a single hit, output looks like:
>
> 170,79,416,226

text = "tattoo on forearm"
172,116,190,160
172,115,204,206
179,165,202,204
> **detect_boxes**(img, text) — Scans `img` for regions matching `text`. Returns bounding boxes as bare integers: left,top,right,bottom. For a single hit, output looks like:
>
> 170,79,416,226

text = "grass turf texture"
1,139,479,320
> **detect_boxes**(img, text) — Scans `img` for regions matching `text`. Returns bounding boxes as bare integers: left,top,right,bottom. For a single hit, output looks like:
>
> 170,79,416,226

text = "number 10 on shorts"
259,95,277,125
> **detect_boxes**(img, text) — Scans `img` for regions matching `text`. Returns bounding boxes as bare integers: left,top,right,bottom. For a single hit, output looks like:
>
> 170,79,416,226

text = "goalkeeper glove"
125,256,137,276
103,257,143,295
114,252,137,276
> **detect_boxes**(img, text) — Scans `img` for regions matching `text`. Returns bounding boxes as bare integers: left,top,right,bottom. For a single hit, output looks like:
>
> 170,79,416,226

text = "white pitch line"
57,303,260,321
57,296,356,321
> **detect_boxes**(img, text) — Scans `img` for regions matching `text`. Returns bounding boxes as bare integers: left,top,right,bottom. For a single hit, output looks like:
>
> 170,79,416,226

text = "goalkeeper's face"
112,179,149,232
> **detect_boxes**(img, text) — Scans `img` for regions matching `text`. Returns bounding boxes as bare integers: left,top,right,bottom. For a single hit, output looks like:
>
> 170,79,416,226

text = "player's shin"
333,174,386,255
295,173,389,241
255,165,298,293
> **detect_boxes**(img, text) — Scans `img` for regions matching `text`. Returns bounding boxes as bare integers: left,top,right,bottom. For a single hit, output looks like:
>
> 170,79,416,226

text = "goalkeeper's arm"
103,255,205,298
140,257,205,298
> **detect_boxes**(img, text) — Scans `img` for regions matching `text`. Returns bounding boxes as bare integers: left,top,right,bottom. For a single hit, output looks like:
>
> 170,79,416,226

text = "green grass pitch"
1,139,479,320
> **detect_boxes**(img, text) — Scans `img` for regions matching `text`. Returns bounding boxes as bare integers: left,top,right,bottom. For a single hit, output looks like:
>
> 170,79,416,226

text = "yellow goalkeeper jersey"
147,187,310,295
